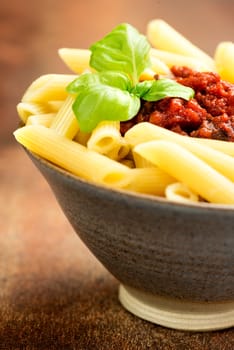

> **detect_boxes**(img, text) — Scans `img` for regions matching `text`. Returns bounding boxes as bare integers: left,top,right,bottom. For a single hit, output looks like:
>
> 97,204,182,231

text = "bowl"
26,149,234,331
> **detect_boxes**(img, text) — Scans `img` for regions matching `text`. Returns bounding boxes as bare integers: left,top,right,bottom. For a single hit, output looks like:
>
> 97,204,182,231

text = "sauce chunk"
121,67,234,141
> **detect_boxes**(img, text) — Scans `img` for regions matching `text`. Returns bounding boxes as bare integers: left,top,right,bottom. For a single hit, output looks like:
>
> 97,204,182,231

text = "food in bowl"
13,19,234,331
14,20,234,205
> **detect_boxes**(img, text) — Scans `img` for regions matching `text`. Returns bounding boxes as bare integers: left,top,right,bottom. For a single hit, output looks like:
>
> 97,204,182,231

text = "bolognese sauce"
120,66,234,141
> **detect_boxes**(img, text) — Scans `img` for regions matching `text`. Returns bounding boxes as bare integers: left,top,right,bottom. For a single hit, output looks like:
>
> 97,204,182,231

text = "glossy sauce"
121,67,234,141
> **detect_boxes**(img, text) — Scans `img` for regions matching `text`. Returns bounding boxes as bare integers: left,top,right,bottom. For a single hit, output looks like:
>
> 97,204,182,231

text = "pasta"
147,19,215,70
74,130,91,146
47,101,64,113
59,47,171,78
13,125,174,196
14,19,234,205
22,74,77,103
87,121,129,160
144,57,171,77
26,113,55,127
16,102,49,123
165,182,199,203
50,95,78,139
58,48,92,74
125,123,234,181
122,167,175,196
214,41,234,83
134,140,234,204
150,48,213,72
14,125,130,187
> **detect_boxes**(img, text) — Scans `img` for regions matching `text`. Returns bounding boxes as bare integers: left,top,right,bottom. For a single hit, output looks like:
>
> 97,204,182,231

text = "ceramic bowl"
27,149,234,331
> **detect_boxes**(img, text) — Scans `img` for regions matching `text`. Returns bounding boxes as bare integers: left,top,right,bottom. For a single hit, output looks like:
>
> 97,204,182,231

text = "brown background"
0,0,234,349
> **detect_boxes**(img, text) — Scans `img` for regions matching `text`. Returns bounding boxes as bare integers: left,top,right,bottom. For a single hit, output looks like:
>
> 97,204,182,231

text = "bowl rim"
27,148,234,214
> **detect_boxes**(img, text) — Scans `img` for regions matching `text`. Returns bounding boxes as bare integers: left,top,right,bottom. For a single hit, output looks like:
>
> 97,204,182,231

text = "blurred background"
1,0,234,145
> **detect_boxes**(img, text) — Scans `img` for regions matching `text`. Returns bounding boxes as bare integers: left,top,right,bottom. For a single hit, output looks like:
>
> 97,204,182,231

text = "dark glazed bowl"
27,149,234,331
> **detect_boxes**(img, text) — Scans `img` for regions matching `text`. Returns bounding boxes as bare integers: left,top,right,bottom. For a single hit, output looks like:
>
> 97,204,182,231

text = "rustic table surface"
1,1,234,348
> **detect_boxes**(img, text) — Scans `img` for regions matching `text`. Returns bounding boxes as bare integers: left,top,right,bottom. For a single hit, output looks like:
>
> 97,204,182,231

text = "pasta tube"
58,48,93,74
139,68,157,81
16,102,49,123
123,167,175,196
87,121,129,160
74,130,91,146
165,182,199,203
149,56,172,76
26,113,55,127
147,19,215,70
50,95,79,139
105,138,130,161
150,48,213,72
119,159,135,168
132,152,155,168
47,101,64,113
13,125,130,188
214,41,234,83
22,74,77,103
125,123,234,181
134,140,234,204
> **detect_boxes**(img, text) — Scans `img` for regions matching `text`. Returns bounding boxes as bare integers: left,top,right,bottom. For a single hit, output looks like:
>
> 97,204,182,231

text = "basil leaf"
67,24,195,134
131,80,153,98
98,71,133,91
67,73,100,94
72,84,140,132
135,79,195,102
67,71,133,94
89,23,151,85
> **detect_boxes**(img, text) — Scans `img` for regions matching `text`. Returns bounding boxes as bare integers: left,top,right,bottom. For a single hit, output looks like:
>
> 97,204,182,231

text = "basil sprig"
67,23,194,133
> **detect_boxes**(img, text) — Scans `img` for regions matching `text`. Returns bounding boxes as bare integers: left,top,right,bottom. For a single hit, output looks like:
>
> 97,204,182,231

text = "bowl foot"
119,284,234,331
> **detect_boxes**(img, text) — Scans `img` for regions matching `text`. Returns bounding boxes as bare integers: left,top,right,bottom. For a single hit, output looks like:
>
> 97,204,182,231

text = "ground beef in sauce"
120,66,234,141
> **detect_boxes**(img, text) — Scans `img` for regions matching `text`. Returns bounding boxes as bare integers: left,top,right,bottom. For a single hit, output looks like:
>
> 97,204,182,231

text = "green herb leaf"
98,71,133,91
68,23,195,133
131,80,153,98
67,73,100,94
67,71,133,94
134,78,195,102
72,83,140,132
89,23,151,85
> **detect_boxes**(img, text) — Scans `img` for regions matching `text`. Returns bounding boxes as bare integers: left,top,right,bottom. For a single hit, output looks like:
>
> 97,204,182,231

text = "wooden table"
1,0,234,348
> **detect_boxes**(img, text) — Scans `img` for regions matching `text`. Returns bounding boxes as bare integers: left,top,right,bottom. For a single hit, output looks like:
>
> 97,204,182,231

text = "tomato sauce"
120,67,234,141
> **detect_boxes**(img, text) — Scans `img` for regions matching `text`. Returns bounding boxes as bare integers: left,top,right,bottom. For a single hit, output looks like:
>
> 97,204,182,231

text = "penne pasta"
74,130,91,146
125,123,234,181
87,121,129,160
147,19,215,70
59,47,172,78
196,138,234,157
16,102,49,123
150,48,213,72
139,68,157,81
214,41,234,83
119,159,135,168
22,74,77,103
26,113,55,127
165,182,199,203
58,48,93,74
134,140,234,204
132,152,155,168
105,138,130,161
13,125,130,188
14,20,234,205
50,95,79,139
149,55,172,76
47,100,64,113
123,167,175,196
